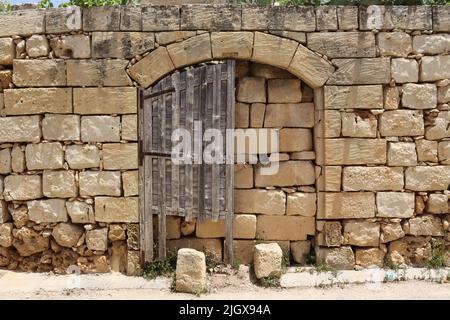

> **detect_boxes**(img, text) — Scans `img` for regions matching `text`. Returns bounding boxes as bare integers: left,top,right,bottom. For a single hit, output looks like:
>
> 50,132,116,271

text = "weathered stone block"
343,220,380,247
237,77,265,103
233,214,256,239
195,219,224,239
128,46,175,88
323,110,341,138
343,166,403,191
355,248,385,268
155,31,196,45
433,5,450,32
407,215,444,237
50,35,91,59
25,35,49,58
402,83,436,110
324,139,386,165
420,55,450,82
52,222,83,248
234,164,253,189
384,86,400,110
252,32,298,69
86,228,108,251
11,144,25,173
264,103,314,128
167,33,211,68
73,88,136,114
27,199,68,223
120,5,141,31
377,32,412,57
387,236,431,267
102,143,138,170
142,5,180,31
413,34,450,55
318,192,375,219
0,70,12,89
279,129,312,152
46,6,82,33
83,6,120,31
65,145,100,170
391,58,418,84
315,246,354,270
92,32,154,59
327,58,390,85
0,38,14,65
405,166,450,191
175,248,206,293
66,201,95,224
376,192,415,218
254,243,282,279
234,189,285,215
268,79,301,103
255,161,315,187
12,226,49,257
381,222,405,243
257,215,314,241
316,5,337,31
95,197,138,223
43,170,77,198
79,171,121,197
0,9,44,37
324,85,383,109
121,115,137,141
341,111,377,138
0,223,13,248
426,193,448,214
168,238,222,263
380,110,424,137
308,32,375,58
320,166,342,191
181,4,241,30
425,111,450,140
416,139,438,163
211,32,253,60
290,240,311,265
0,149,10,174
122,171,138,197
25,142,64,170
3,175,42,201
337,6,358,30
387,142,417,166
80,116,120,143
438,85,450,104
286,193,316,217
42,114,80,141
3,88,72,115
235,103,249,128
126,250,140,276
359,5,432,30
67,59,132,86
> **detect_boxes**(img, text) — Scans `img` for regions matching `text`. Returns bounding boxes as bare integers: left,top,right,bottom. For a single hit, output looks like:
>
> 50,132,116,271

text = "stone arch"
128,31,335,89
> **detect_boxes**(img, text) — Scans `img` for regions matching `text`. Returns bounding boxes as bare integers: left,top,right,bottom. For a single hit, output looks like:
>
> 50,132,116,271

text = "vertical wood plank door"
139,60,235,263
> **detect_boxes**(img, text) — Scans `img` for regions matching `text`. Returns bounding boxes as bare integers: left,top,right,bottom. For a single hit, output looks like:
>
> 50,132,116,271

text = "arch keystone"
211,32,254,60
251,32,298,69
167,33,212,68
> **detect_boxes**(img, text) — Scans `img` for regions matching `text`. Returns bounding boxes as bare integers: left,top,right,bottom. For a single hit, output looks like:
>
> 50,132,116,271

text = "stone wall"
0,4,449,274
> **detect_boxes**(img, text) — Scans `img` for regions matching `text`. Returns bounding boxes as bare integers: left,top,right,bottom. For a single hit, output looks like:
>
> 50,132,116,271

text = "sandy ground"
0,268,449,300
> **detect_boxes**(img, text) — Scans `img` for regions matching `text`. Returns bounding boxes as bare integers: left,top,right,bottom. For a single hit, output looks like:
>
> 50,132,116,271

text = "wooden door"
139,60,235,263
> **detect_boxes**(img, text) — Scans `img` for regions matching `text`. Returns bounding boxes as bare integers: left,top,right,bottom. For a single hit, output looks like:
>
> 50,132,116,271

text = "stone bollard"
253,243,282,279
175,248,206,294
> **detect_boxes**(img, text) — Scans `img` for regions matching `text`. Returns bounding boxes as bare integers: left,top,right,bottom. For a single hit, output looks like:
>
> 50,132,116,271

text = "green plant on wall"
0,0,11,12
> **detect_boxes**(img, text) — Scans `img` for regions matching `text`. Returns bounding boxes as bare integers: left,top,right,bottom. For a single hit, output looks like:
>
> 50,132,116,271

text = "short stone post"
175,248,207,294
253,243,282,279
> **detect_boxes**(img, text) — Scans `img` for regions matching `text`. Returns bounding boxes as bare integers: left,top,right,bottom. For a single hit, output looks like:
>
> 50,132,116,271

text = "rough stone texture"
122,115,137,141
378,32,412,57
406,215,444,236
175,248,206,294
318,192,375,219
43,170,77,198
12,227,48,257
233,214,256,239
27,199,68,223
50,35,91,59
155,31,196,45
237,77,265,103
122,171,138,197
67,59,131,86
405,166,450,191
66,201,95,224
102,144,138,170
13,60,65,87
416,139,438,163
264,103,314,128
387,142,417,166
234,164,253,189
79,171,121,197
52,223,83,248
308,32,375,58
438,85,450,104
413,34,450,55
252,32,297,69
268,79,301,103
242,6,315,31
324,85,382,109
26,142,64,170
343,220,380,247
83,6,120,31
255,161,315,187
279,129,312,152
253,243,282,279
286,193,316,217
391,59,418,84
381,222,405,243
315,246,355,270
380,110,424,137
65,145,100,170
195,219,224,239
343,166,403,191
3,88,72,115
168,238,222,263
355,248,385,268
0,223,13,248
94,197,138,223
426,193,448,214
420,55,450,82
46,7,82,34
92,32,154,59
0,116,41,144
73,88,136,115
42,114,80,141
341,111,377,138
0,149,11,174
86,228,108,251
387,236,432,267
425,111,450,140
0,9,44,37
324,139,386,165
290,240,310,265
323,221,343,247
81,116,120,143
337,6,358,30
234,189,285,215
0,38,14,65
3,175,42,201
211,32,253,60
167,33,211,68
327,58,390,85
402,83,436,110
26,35,49,58
376,192,415,218
256,215,314,241
384,86,400,110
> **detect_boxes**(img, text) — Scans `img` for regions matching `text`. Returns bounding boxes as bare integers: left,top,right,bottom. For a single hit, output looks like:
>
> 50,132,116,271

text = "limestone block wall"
0,4,449,274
